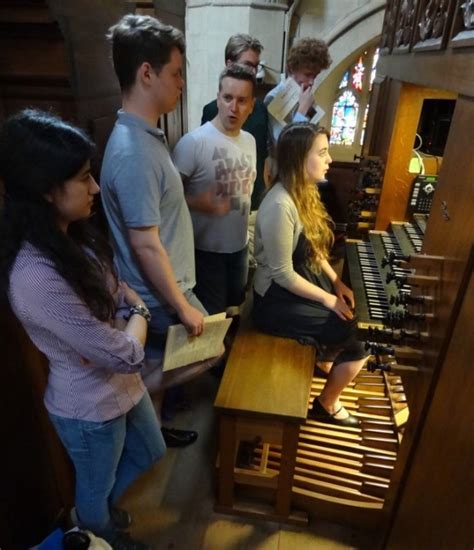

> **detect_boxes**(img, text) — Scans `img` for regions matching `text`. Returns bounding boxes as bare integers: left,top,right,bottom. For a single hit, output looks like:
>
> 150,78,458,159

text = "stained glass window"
330,47,379,148
330,91,359,145
339,70,349,89
360,104,369,146
352,57,365,91
370,48,379,91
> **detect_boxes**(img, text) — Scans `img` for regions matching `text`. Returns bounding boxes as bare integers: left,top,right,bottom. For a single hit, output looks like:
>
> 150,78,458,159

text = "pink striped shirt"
8,242,146,421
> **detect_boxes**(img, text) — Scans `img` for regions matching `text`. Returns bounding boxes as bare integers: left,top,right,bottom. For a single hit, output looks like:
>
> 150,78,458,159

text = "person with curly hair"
0,108,164,549
253,123,369,427
265,38,332,154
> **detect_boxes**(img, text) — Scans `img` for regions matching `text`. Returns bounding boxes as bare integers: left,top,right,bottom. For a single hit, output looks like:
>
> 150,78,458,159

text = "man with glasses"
201,34,268,210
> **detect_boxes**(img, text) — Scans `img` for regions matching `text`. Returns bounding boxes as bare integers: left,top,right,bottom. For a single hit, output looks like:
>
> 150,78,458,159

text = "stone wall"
185,0,287,130
184,0,385,149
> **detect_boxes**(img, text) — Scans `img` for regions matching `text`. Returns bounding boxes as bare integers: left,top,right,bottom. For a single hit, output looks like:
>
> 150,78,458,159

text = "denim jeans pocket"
49,413,122,455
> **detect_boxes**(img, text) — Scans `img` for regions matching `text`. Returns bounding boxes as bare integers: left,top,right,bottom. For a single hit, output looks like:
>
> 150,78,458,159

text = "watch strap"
125,304,151,323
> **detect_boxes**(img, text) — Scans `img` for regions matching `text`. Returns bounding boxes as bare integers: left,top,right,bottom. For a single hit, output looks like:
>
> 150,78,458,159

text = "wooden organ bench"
214,315,315,525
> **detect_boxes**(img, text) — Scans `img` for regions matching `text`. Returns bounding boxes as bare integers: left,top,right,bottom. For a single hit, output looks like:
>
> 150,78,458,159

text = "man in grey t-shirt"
101,14,213,448
172,64,256,314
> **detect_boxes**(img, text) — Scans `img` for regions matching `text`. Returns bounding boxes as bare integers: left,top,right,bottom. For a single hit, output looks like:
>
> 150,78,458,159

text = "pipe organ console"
229,208,446,530
290,132,466,535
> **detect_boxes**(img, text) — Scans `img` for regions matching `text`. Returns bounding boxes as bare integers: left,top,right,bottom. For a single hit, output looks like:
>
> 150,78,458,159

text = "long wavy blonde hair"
273,123,334,272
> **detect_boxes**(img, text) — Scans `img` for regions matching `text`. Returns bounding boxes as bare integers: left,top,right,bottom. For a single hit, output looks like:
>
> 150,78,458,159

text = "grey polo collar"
117,109,166,143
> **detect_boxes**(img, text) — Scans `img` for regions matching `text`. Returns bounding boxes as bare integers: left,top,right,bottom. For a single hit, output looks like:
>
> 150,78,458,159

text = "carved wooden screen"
449,0,474,47
393,0,421,52
412,0,457,50
380,0,401,54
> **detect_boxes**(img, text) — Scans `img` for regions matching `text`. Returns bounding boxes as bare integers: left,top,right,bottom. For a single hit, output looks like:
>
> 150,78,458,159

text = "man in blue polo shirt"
101,14,212,449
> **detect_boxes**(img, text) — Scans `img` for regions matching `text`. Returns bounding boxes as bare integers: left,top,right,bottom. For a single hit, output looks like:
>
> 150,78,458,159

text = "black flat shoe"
161,427,198,448
308,399,360,427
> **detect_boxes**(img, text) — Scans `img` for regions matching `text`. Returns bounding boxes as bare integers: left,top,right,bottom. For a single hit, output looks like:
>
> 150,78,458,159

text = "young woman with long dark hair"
253,122,369,426
0,109,164,549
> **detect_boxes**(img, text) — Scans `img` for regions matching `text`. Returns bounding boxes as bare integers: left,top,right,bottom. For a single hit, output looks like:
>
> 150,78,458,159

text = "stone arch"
290,2,385,160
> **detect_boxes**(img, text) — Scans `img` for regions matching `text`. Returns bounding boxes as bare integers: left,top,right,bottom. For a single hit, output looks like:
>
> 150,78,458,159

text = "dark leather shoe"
308,399,360,427
161,427,198,448
110,532,150,550
110,507,132,529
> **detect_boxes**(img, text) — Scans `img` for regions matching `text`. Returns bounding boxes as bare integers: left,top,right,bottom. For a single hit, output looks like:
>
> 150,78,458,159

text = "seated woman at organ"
252,122,369,426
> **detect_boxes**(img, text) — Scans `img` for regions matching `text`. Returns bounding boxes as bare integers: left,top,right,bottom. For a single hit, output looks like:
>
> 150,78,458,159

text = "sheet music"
267,77,301,124
267,77,325,126
162,312,231,372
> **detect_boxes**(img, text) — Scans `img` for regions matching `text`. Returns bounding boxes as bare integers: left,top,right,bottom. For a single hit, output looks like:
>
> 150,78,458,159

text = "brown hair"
218,63,257,96
287,38,332,76
225,34,263,63
107,14,185,92
273,122,334,271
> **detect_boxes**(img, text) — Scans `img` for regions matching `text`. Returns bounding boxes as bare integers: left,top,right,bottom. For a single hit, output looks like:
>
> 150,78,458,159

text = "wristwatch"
125,304,151,323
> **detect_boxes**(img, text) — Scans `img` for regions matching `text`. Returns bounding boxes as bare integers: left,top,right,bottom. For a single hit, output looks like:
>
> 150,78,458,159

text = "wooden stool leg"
218,414,236,508
275,423,299,517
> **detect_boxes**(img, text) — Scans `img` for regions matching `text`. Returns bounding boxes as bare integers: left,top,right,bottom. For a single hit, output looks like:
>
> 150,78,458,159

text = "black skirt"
253,234,368,364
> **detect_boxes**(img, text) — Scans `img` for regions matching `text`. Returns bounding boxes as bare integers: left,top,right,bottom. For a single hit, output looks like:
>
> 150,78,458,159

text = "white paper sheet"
162,312,231,372
267,77,325,126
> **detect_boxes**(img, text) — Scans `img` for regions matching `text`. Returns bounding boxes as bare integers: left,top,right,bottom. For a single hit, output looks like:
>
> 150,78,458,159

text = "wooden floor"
120,375,375,549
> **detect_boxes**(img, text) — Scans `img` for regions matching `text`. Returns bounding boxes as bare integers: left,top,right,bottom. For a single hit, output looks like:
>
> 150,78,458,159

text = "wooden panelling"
326,161,359,223
375,84,456,230
385,254,474,549
380,0,401,55
377,47,474,98
367,77,402,161
423,96,474,260
363,74,389,158
0,38,69,81
0,303,74,548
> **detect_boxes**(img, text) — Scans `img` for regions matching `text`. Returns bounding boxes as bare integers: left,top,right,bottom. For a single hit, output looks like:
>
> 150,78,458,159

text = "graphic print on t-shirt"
212,146,255,217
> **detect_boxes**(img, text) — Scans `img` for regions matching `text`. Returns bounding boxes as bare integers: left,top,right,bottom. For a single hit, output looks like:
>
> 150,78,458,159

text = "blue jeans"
49,393,166,540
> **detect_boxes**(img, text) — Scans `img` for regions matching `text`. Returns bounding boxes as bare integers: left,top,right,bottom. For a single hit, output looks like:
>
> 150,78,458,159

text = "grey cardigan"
253,182,304,296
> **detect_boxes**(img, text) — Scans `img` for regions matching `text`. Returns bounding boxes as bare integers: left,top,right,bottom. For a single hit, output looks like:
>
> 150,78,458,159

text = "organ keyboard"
390,221,423,254
345,221,426,332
